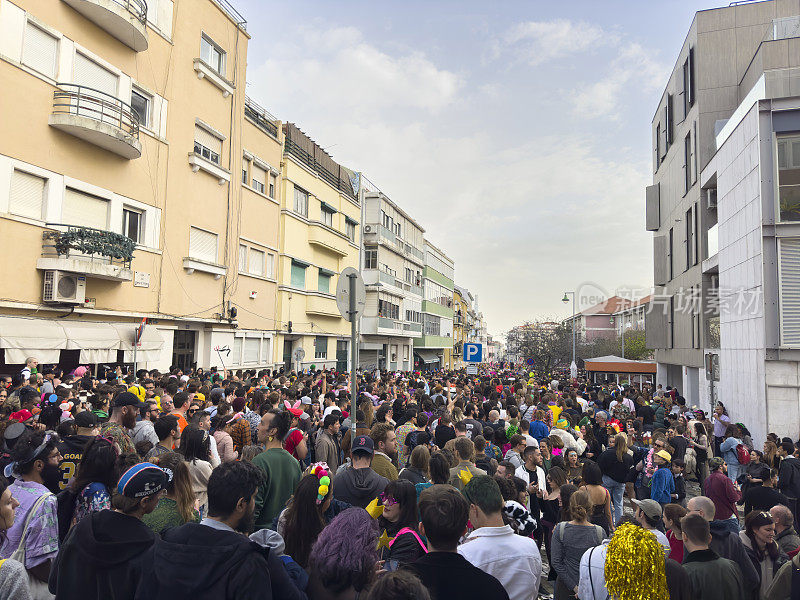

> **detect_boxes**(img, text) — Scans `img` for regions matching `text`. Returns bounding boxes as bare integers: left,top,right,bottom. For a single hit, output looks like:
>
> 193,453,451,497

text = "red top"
702,470,741,521
283,429,304,458
667,529,684,563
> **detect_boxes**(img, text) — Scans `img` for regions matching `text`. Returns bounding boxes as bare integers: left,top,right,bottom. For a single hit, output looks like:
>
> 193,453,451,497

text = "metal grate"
43,270,55,302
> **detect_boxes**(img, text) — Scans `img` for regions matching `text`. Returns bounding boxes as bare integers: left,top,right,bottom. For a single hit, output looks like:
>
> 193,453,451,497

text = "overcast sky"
238,0,710,337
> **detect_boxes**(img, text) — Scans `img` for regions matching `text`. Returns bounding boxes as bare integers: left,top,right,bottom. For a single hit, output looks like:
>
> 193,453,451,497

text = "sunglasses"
379,493,398,507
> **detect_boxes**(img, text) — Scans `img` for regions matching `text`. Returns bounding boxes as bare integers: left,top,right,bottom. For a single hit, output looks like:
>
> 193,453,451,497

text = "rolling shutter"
22,22,58,78
238,244,247,271
9,170,45,220
232,337,242,365
194,126,222,154
252,164,266,188
188,227,217,263
249,248,265,276
244,338,260,363
74,53,118,97
779,238,800,346
63,188,108,229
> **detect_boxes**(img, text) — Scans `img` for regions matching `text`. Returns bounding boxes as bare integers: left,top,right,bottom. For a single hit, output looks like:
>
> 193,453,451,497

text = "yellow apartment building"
275,123,361,372
453,285,473,368
0,0,283,373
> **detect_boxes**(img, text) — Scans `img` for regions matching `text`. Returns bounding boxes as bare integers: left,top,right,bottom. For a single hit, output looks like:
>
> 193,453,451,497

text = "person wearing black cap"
332,435,389,508
0,422,25,482
141,461,304,600
48,462,167,599
56,411,100,492
98,392,143,456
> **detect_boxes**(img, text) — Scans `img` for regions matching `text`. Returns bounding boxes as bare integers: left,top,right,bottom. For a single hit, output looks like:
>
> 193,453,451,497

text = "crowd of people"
0,357,799,599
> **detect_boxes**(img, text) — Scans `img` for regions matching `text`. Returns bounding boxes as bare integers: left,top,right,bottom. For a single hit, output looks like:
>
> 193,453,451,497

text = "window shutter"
249,248,265,276
244,338,260,363
9,170,45,219
73,53,118,97
780,238,800,346
188,227,217,263
315,336,327,354
252,164,266,188
261,337,270,362
22,22,58,78
232,337,242,365
291,261,305,288
63,188,108,229
194,126,222,154
238,244,247,271
266,253,275,278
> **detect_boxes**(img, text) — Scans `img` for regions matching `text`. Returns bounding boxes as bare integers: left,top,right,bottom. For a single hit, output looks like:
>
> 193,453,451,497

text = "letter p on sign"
464,343,483,363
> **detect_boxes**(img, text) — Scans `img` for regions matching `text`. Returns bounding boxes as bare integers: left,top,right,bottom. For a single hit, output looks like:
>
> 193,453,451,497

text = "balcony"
378,317,402,331
308,223,348,257
403,322,422,333
38,224,134,281
62,0,148,51
306,294,339,317
49,84,141,159
244,96,279,138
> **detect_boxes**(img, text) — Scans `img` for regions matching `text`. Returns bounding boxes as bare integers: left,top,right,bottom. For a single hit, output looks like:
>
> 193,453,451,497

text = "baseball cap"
632,498,663,519
117,462,170,498
708,457,725,471
352,435,374,455
323,405,342,419
300,395,312,405
8,410,33,423
75,410,99,428
656,450,672,462
112,392,146,408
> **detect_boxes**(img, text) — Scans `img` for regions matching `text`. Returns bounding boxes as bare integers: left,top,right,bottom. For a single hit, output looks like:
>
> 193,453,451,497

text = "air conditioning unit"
43,270,86,304
706,188,717,210
364,225,374,233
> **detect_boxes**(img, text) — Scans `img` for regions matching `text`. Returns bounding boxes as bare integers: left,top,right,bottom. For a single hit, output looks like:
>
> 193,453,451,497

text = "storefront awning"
0,317,165,365
415,349,441,364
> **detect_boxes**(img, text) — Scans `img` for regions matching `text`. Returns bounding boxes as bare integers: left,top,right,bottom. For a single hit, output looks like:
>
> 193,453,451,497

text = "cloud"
502,19,610,66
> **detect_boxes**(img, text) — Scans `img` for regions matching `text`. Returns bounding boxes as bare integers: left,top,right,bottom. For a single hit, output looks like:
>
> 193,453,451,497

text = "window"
252,165,266,194
74,53,117,97
194,125,222,165
346,219,356,242
405,268,413,283
123,207,143,243
315,336,328,359
238,243,247,272
266,253,275,278
382,211,393,230
321,205,334,227
63,188,108,230
261,337,270,362
668,228,674,280
694,202,699,266
394,222,402,238
244,338,260,363
405,310,421,323
200,35,225,75
663,94,673,152
290,260,306,288
293,187,309,217
425,280,452,307
655,123,661,171
188,227,217,263
669,296,675,348
232,337,242,365
424,314,441,336
687,48,695,107
9,169,45,220
130,89,150,128
365,246,377,269
685,207,693,270
777,135,800,221
242,161,248,185
378,296,400,319
318,271,331,293
684,133,692,194
249,248,265,276
268,174,276,199
22,22,58,79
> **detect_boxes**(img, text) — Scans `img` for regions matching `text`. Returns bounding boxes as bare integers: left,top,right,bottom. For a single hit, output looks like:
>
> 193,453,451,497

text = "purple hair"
309,507,378,593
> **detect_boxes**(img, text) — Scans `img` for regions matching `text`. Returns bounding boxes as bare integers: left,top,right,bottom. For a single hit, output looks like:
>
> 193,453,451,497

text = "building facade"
645,0,800,416
414,241,454,370
453,285,474,367
359,191,424,371
273,123,361,373
0,0,291,373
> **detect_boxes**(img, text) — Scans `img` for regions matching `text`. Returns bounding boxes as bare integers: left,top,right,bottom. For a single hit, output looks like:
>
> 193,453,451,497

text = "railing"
214,0,247,29
108,0,148,24
404,243,424,261
404,322,422,333
244,96,278,137
378,317,402,330
42,223,135,267
283,136,355,199
379,224,396,244
409,283,423,296
52,84,139,139
378,271,398,287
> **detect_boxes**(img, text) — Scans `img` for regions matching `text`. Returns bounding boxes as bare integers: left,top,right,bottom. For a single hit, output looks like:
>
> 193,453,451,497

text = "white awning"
0,316,66,363
62,321,121,363
414,349,441,364
112,323,164,362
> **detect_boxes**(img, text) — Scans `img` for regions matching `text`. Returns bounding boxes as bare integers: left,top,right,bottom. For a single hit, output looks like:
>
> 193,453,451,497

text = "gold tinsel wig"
604,523,669,600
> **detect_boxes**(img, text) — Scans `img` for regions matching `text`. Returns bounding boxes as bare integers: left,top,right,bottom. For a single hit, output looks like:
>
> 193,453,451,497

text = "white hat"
180,375,189,382
300,396,313,405
323,405,342,419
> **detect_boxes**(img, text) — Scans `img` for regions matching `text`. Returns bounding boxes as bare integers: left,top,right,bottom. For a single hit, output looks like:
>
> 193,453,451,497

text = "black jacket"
378,520,427,567
683,548,747,600
779,457,800,499
332,465,388,509
49,509,156,600
709,519,760,594
137,522,295,600
743,485,789,515
403,551,510,600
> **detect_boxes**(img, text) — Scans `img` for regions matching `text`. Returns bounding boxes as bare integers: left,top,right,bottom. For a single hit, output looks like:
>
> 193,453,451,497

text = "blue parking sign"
464,343,483,363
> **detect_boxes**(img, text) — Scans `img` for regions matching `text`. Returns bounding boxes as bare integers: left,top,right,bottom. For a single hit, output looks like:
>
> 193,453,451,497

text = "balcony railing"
62,0,148,50
404,243,424,261
244,96,278,137
404,322,422,333
379,224,396,244
42,224,135,268
50,84,141,158
379,271,398,286
378,317,402,330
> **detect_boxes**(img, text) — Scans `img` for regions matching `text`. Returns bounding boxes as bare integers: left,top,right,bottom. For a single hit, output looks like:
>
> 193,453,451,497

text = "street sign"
463,343,483,363
336,267,366,322
466,364,478,375
293,347,306,363
526,358,534,366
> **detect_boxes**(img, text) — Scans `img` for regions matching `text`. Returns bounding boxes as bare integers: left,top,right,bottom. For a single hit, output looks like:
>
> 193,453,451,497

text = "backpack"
737,443,751,465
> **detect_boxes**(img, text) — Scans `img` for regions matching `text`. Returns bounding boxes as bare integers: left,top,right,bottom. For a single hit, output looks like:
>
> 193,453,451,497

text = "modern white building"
359,191,424,371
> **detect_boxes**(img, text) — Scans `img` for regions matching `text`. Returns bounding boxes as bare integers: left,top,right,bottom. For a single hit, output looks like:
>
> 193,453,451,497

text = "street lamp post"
562,291,576,377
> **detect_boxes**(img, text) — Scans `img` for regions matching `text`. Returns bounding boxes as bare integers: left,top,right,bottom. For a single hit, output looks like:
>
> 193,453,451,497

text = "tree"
511,320,573,379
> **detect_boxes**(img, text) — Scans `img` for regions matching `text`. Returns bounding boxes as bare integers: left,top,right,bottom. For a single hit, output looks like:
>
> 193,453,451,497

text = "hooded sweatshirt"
331,464,388,508
48,509,156,600
138,521,280,600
